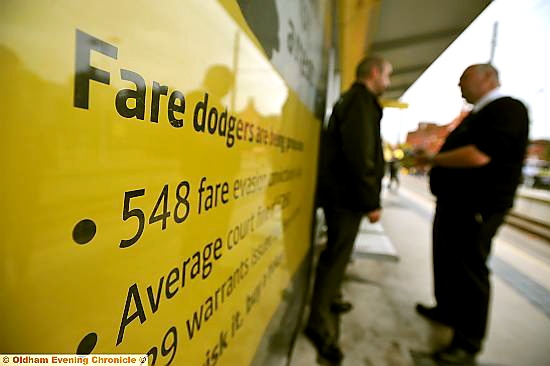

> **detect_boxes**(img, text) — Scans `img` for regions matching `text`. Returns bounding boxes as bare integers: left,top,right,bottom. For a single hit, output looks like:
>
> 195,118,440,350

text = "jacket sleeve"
338,93,381,210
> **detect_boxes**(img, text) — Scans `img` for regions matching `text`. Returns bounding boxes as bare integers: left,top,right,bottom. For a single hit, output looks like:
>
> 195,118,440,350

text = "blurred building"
527,139,550,161
405,110,469,154
407,113,549,163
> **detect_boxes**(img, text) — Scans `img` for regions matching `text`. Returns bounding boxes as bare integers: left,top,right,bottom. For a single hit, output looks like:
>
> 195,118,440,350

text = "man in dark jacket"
305,56,392,364
415,64,529,364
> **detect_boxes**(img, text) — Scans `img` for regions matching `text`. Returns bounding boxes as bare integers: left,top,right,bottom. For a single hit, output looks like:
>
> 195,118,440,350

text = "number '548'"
120,181,190,248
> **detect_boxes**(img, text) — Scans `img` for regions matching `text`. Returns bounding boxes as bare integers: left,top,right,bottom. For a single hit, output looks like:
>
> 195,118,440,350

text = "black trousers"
432,203,506,352
307,206,363,343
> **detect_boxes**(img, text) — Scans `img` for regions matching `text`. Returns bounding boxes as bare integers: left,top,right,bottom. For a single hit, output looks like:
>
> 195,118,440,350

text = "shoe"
330,300,353,314
304,326,344,364
434,345,476,364
415,303,453,326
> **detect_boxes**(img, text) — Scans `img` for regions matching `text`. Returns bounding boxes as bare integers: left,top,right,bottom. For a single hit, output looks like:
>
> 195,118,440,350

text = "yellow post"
338,0,380,90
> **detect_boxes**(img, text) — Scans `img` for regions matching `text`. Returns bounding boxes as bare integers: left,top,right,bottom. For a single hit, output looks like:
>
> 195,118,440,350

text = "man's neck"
473,88,503,113
363,79,378,96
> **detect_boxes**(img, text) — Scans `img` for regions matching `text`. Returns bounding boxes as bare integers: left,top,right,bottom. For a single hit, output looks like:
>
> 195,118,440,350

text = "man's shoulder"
344,83,379,108
334,84,364,108
475,96,530,138
486,96,527,111
478,96,528,121
331,83,379,120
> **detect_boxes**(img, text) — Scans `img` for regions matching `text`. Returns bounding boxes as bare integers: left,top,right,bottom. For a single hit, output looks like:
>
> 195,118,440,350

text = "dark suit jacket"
317,82,385,212
430,96,529,212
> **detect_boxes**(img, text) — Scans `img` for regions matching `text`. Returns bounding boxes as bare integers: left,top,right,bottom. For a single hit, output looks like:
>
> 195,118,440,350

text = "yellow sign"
379,98,409,109
0,1,323,365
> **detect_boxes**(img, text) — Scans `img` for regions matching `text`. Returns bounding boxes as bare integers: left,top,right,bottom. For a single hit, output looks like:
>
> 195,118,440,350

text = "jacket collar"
472,88,505,113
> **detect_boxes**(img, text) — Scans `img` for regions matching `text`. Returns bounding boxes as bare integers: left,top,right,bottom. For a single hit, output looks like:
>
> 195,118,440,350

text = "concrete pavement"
289,176,550,366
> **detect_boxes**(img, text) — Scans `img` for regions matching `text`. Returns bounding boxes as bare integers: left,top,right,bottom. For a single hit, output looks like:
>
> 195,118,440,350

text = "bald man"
416,64,529,364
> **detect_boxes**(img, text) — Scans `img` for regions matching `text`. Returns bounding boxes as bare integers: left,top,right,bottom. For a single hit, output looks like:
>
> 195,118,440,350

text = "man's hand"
367,208,382,223
414,149,434,166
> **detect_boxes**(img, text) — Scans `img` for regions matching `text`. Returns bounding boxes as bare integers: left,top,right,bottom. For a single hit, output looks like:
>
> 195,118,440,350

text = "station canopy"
367,0,492,100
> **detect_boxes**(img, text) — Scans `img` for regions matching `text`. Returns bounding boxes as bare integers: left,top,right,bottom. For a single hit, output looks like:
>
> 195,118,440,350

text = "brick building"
405,110,470,154
406,112,549,164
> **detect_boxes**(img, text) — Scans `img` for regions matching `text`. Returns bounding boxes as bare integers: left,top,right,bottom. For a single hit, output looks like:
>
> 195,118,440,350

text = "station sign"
0,1,325,364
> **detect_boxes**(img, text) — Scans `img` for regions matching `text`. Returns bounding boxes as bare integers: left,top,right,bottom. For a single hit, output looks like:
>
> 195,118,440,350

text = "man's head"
356,56,392,96
459,63,500,104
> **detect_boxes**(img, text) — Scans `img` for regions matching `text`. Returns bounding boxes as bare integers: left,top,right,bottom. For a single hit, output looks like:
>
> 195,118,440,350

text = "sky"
381,0,550,145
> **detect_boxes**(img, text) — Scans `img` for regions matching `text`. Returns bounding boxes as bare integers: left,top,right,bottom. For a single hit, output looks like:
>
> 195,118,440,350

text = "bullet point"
73,219,97,244
77,332,98,355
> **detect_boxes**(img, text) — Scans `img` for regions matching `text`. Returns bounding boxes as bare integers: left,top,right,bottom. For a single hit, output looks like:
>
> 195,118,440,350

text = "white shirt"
472,88,505,113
